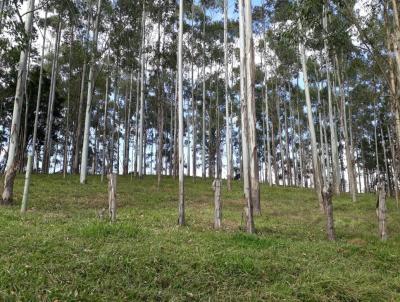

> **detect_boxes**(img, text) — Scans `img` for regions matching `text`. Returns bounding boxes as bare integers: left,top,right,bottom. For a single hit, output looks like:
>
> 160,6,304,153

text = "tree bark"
43,19,62,173
239,0,255,233
376,175,387,241
73,60,88,174
213,179,222,229
335,55,357,202
178,0,185,226
323,3,340,195
101,58,110,182
224,0,232,190
202,7,206,180
80,0,102,184
2,0,35,205
298,19,324,210
138,5,146,178
108,173,117,223
134,70,140,176
244,0,260,214
388,126,399,207
63,26,74,178
123,72,133,176
322,183,335,240
21,6,48,212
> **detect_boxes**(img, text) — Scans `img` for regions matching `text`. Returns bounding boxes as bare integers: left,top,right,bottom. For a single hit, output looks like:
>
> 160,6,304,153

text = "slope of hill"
0,175,399,301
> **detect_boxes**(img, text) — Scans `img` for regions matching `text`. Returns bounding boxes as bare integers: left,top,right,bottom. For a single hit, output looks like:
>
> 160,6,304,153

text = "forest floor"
0,174,399,301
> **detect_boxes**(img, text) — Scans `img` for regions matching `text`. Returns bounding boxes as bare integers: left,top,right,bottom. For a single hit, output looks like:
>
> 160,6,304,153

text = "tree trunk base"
1,162,18,205
107,173,117,223
213,179,222,229
322,184,335,241
376,176,387,241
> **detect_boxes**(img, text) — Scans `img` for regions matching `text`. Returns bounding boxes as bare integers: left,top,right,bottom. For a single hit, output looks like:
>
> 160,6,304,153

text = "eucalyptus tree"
1,0,35,205
238,0,254,233
137,2,146,178
43,14,62,173
178,0,185,226
323,2,340,194
224,0,232,189
80,0,102,184
21,5,49,212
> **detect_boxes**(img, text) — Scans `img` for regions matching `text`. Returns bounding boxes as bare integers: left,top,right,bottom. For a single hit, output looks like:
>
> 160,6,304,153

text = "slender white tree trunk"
123,71,133,176
80,0,102,184
178,0,185,226
138,6,146,178
101,63,110,182
391,0,400,91
2,0,35,205
239,0,254,233
224,0,232,190
244,0,260,214
239,0,249,200
263,60,272,185
323,3,340,194
134,70,140,176
43,19,62,173
191,16,197,181
73,60,87,173
335,55,357,202
298,19,324,210
202,8,206,179
21,7,48,212
63,26,74,178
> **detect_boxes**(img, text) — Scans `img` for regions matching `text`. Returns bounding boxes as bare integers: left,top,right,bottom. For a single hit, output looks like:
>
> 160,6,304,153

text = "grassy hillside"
0,174,399,301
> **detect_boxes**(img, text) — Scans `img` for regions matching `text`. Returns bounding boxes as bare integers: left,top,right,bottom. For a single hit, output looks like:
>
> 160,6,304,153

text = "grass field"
0,174,399,301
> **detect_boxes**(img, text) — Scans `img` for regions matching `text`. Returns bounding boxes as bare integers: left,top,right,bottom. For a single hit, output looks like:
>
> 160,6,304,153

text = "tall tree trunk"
335,55,357,202
80,0,102,184
262,65,272,185
134,70,140,176
384,4,400,190
178,0,185,226
173,85,178,178
276,89,284,186
138,5,146,178
224,0,232,190
63,26,74,178
191,44,197,181
284,92,291,186
323,3,340,194
202,7,206,179
380,127,392,196
43,19,62,173
391,0,400,96
123,72,133,176
21,5,47,212
101,64,110,182
2,0,35,205
388,126,399,207
73,60,87,174
297,106,304,187
156,13,165,186
239,0,255,233
73,19,91,174
271,113,278,186
20,45,31,173
298,19,324,210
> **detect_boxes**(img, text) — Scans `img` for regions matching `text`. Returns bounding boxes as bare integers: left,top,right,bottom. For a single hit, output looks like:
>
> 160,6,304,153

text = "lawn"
0,174,399,301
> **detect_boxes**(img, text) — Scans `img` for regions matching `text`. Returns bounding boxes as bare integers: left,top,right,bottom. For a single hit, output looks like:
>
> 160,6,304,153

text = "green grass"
0,174,399,301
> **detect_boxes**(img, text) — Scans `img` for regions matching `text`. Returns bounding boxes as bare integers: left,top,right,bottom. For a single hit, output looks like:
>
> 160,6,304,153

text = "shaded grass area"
0,174,399,301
